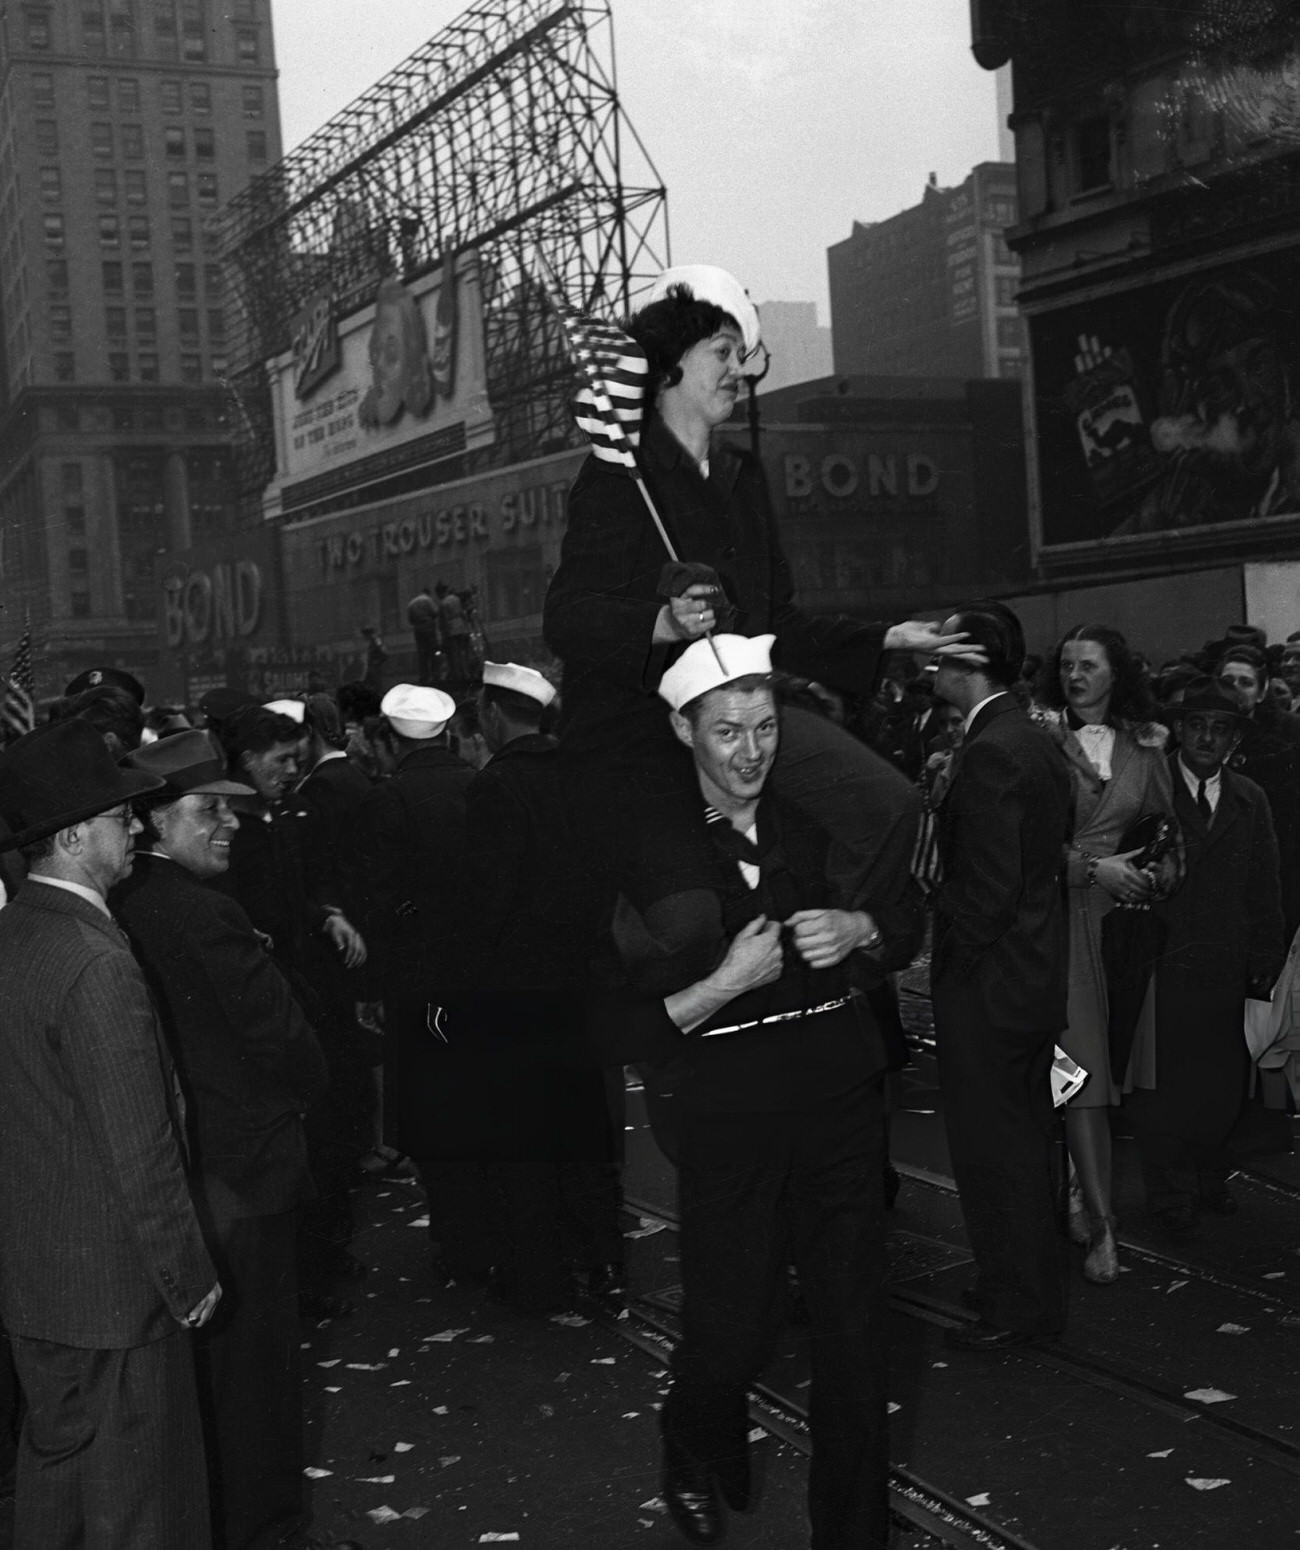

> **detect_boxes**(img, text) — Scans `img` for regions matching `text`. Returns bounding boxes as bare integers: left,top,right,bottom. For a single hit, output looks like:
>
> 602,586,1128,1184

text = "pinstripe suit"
0,880,216,1548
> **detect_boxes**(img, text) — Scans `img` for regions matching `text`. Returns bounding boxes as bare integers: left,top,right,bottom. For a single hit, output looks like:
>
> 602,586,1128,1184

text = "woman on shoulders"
1033,624,1177,1284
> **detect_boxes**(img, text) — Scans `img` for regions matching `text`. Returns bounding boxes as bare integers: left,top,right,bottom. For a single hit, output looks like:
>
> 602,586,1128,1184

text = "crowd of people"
0,265,1295,1550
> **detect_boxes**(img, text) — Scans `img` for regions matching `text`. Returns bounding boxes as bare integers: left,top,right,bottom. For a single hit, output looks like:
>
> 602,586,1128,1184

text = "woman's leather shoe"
662,1454,724,1545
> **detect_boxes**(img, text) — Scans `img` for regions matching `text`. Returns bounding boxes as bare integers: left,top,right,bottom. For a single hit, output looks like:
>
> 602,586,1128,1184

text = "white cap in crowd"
658,633,775,712
647,264,761,356
381,683,457,739
263,698,305,722
481,661,557,708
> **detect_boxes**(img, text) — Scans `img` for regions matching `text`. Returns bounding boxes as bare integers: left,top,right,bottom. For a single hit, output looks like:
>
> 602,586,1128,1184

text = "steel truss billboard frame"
221,0,668,502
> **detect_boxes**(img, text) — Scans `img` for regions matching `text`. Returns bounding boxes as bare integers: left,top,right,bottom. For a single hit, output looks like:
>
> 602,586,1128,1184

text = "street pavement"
0,984,1295,1549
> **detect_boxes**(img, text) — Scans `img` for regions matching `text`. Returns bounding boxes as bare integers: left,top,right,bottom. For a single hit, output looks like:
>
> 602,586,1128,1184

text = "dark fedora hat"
0,719,163,852
64,666,146,704
1168,675,1246,721
124,729,254,799
198,685,258,725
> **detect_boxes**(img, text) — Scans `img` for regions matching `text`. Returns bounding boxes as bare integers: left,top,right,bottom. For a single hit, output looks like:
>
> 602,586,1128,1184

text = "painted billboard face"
359,278,434,428
1036,258,1300,546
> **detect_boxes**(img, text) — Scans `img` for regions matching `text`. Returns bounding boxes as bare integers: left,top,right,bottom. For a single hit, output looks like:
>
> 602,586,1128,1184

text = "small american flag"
2,620,35,743
535,253,647,471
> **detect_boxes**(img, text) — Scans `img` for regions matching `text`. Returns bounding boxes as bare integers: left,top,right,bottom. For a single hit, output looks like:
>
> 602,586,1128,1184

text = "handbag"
1100,812,1180,1083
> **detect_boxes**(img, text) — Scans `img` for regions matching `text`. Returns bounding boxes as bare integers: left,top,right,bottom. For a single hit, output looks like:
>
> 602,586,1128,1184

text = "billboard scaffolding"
221,0,668,503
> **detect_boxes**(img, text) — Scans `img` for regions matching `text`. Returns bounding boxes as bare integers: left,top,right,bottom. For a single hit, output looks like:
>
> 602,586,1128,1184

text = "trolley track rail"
617,1192,1300,1492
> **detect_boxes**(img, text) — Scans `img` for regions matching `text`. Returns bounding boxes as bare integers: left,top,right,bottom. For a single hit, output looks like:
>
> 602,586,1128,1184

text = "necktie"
1197,779,1213,825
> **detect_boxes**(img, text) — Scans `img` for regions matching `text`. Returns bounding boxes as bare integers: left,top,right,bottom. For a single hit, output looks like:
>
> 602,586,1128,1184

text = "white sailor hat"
381,682,456,739
481,660,557,708
658,634,776,712
647,265,761,357
263,698,305,723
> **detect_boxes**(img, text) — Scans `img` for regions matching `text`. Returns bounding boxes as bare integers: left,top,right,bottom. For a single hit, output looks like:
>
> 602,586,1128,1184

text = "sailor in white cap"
351,683,481,1277
596,632,893,1549
417,659,623,1315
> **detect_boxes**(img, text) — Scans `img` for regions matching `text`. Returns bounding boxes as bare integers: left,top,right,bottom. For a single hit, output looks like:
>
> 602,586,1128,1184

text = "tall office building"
828,161,1024,383
0,0,281,693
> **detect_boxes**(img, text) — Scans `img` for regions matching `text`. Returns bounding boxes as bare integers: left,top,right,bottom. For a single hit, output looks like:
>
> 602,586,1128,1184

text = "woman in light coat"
1033,625,1177,1283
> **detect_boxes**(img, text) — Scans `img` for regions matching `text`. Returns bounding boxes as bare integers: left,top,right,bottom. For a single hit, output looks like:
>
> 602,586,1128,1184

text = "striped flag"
2,620,35,743
534,253,647,470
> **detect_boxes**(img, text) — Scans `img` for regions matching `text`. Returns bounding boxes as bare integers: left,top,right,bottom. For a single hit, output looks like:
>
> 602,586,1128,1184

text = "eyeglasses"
89,806,135,830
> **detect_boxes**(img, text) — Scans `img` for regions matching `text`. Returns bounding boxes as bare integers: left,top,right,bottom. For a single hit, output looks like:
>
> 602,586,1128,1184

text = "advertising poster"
1033,247,1300,546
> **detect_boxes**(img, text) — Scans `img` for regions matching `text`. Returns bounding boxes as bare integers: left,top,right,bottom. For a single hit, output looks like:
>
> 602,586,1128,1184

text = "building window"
168,171,189,207
83,9,107,53
98,213,120,246
171,215,193,251
175,263,195,298
36,121,59,156
26,13,51,48
102,261,124,294
135,306,157,340
49,305,72,343
110,11,134,57
202,264,223,297
154,9,177,55
190,80,211,113
66,505,87,534
128,215,150,249
234,26,259,64
68,548,89,573
196,173,218,207
125,169,147,204
32,73,56,109
210,353,227,377
199,216,220,252
106,306,127,340
44,213,67,249
246,130,267,162
165,126,185,158
180,352,202,382
54,352,76,382
132,262,154,297
117,77,140,112
95,168,117,205
161,78,182,112
109,351,130,381
47,259,70,296
40,167,63,203
1075,114,1113,193
178,307,199,343
207,306,225,342
231,0,255,16
122,124,144,159
112,405,134,430
91,122,114,158
87,75,110,109
63,462,84,497
242,84,263,118
139,352,159,381
71,591,92,619
194,127,215,160
994,274,1019,307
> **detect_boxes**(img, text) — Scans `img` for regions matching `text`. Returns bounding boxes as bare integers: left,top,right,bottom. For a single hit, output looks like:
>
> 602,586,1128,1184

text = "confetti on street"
366,1506,402,1524
966,1492,991,1506
1147,1449,1173,1458
1183,1388,1237,1405
303,1467,333,1479
1185,1478,1231,1491
1215,1323,1249,1334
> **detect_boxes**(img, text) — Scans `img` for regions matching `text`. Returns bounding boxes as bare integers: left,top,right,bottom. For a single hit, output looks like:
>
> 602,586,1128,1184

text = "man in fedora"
0,718,220,1548
113,731,356,1550
1128,676,1285,1237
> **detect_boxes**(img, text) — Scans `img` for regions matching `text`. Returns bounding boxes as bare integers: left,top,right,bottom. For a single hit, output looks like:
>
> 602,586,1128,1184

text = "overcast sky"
273,1,1002,323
